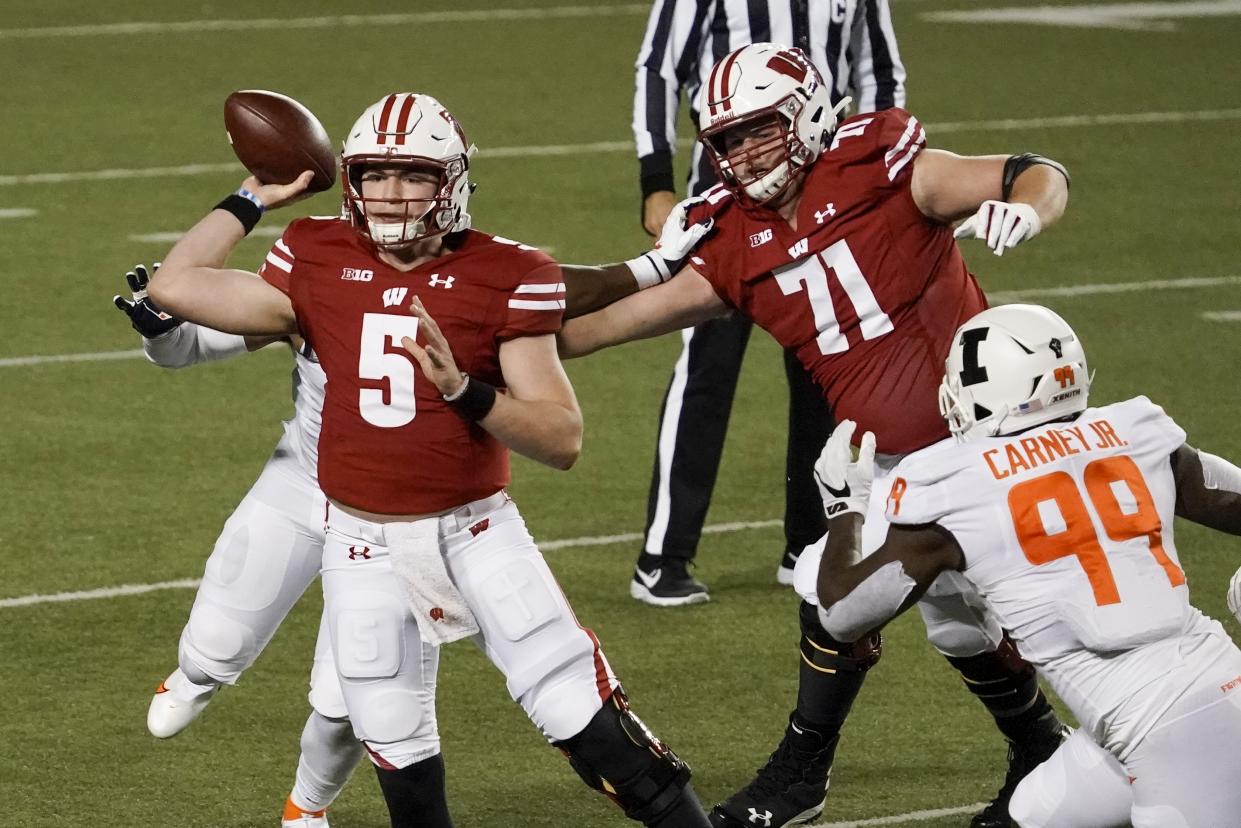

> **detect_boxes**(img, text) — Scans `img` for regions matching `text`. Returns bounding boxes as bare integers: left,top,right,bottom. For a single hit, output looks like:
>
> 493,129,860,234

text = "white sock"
289,711,365,812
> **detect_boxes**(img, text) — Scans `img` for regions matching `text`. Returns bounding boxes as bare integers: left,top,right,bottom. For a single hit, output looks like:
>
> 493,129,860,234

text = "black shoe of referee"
630,553,709,607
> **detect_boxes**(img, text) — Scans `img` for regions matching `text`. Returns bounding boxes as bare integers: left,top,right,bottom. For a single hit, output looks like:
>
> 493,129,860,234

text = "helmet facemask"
342,155,469,249
701,99,811,206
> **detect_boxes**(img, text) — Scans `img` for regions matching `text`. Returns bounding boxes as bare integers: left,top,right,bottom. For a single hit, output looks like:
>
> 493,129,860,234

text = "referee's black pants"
639,310,831,564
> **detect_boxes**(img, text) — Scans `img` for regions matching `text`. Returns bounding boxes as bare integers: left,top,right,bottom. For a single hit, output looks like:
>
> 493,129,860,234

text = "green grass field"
2,2,1240,826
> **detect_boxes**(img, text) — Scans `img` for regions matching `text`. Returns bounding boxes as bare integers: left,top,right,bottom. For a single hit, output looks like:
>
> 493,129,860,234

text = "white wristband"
143,323,248,369
624,251,671,290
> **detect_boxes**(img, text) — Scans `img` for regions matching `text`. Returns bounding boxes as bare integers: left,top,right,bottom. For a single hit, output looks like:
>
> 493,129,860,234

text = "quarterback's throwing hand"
402,296,465,396
814,420,876,518
113,262,182,338
953,200,1041,256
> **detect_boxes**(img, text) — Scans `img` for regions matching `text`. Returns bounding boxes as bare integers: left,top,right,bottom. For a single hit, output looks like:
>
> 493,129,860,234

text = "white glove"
814,420,876,518
953,200,1042,256
626,196,715,289
1227,567,1241,625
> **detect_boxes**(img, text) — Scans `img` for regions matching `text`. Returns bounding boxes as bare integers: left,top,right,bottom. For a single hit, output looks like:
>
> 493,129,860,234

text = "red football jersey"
686,108,987,454
260,220,564,513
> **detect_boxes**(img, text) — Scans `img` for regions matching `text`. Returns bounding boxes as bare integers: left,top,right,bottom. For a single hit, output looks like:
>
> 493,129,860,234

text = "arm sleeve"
848,0,907,113
142,324,249,369
498,262,567,340
633,0,709,194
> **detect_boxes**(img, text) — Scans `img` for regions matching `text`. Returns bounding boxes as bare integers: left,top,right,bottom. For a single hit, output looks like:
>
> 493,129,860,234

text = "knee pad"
522,664,611,742
180,604,259,683
554,690,691,824
798,601,882,673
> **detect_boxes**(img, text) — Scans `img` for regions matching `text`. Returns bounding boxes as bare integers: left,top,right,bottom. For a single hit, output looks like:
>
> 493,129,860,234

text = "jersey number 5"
1007,455,1185,605
358,312,420,428
773,239,894,354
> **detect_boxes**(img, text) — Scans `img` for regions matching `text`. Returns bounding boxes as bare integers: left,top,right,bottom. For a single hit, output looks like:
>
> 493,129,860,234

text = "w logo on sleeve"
382,287,408,307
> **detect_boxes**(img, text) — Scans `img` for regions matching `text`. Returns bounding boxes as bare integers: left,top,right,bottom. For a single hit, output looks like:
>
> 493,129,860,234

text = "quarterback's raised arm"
911,150,1070,257
148,174,313,337
558,265,726,359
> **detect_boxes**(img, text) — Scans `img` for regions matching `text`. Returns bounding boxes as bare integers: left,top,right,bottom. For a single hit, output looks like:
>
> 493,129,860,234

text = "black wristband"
445,374,497,421
213,194,263,236
639,151,677,201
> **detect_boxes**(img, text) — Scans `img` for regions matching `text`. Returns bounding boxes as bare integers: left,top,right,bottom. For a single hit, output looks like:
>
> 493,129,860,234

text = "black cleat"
970,725,1071,828
711,717,837,828
630,554,709,607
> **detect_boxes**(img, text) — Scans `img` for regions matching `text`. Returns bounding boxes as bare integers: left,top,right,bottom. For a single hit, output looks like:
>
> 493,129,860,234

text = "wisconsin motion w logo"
382,287,408,307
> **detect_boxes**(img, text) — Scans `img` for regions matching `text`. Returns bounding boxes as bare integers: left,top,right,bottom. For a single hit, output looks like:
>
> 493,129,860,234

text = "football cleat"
282,795,329,828
711,717,837,827
970,725,1072,828
146,668,220,739
630,554,710,607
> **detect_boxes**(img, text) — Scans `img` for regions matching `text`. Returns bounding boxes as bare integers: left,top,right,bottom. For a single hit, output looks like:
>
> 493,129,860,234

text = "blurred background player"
813,304,1241,828
562,42,1070,828
630,0,906,605
147,92,713,828
114,264,363,828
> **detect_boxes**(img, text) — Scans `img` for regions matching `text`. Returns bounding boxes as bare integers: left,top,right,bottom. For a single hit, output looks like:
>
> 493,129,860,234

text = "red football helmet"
341,93,475,247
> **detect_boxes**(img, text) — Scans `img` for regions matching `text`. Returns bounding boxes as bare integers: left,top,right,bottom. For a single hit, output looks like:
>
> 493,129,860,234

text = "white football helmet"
938,304,1092,441
697,43,847,205
341,93,475,247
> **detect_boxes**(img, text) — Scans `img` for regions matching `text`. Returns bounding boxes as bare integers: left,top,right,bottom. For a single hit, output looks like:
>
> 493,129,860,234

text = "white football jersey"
885,396,1228,753
284,343,325,481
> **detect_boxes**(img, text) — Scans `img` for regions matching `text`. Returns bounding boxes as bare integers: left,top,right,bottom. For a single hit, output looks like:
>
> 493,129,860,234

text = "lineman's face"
718,115,784,180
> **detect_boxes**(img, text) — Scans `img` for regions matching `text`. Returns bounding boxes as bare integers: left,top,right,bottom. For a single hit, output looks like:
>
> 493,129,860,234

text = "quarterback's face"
359,165,440,221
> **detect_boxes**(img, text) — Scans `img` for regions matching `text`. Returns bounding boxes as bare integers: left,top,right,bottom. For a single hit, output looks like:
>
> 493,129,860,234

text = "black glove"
113,263,182,338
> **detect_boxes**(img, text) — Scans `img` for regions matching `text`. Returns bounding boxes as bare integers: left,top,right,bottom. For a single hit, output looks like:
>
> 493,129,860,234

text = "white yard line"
815,803,990,827
4,108,1241,188
0,5,650,39
0,207,37,218
1202,310,1241,321
3,274,1237,369
0,519,781,609
925,0,1241,30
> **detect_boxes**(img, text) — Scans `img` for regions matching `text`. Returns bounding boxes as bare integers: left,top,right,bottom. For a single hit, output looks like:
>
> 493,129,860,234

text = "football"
224,90,337,193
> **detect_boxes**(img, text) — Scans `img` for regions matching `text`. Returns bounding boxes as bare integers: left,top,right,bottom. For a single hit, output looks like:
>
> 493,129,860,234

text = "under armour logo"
468,518,490,537
382,287,408,307
429,607,445,622
347,546,371,560
814,203,837,224
747,808,773,827
428,273,455,288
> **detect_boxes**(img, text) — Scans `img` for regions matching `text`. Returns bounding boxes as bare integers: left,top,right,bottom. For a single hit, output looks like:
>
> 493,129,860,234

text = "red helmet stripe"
375,94,399,145
393,94,417,146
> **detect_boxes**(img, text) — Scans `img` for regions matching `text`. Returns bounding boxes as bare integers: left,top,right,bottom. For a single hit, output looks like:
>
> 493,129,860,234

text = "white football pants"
177,436,345,713
1010,630,1241,827
793,456,1003,656
323,493,618,769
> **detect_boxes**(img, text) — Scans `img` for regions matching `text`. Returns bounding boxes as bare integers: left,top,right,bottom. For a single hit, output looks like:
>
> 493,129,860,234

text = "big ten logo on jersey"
341,267,374,282
750,228,773,248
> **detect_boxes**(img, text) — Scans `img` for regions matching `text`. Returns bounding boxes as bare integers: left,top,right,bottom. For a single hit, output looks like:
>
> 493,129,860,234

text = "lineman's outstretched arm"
912,149,1070,256
812,422,964,642
557,265,726,359
1172,443,1241,535
148,174,312,337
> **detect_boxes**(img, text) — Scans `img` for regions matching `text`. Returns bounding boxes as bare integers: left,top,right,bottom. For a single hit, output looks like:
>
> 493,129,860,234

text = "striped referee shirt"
633,0,907,196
